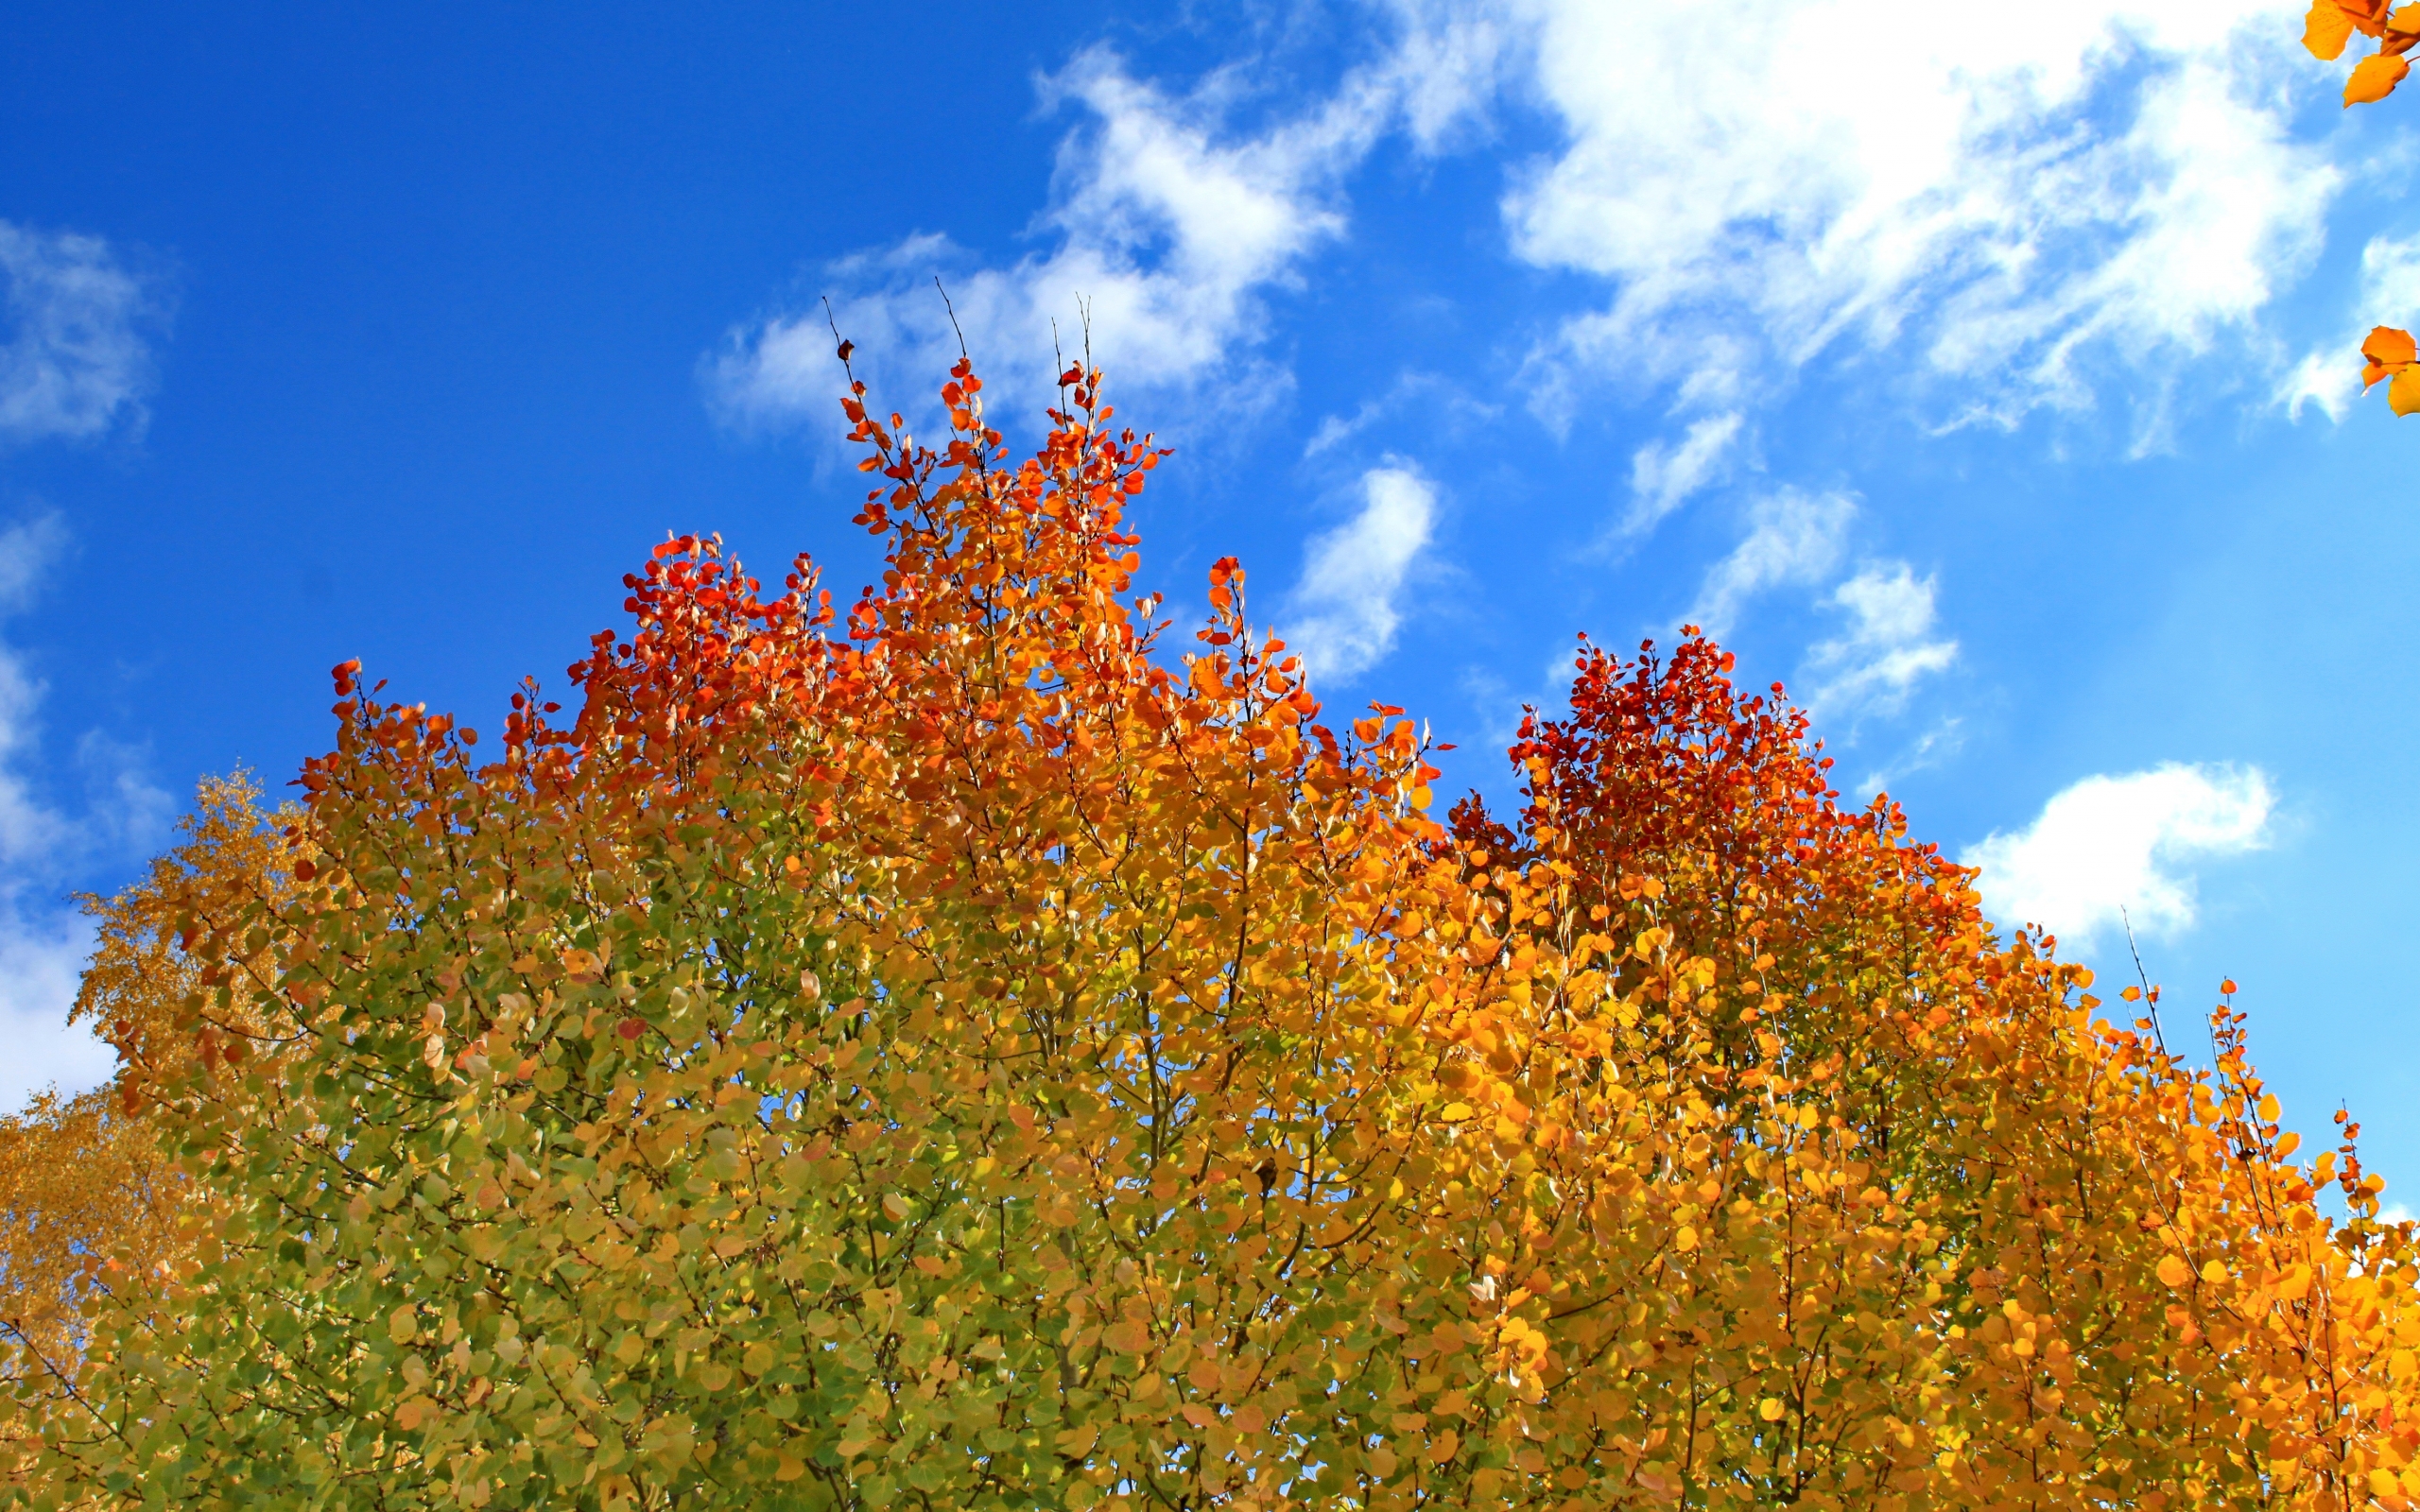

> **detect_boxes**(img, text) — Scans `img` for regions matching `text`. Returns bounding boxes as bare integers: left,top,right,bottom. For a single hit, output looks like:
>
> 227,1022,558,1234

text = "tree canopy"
3,354,2418,1511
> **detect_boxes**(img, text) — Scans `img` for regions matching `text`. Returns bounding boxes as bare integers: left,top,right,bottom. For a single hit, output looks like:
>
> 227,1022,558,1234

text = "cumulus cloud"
1689,487,1856,636
1803,561,1959,717
1963,762,2274,948
1284,464,1438,681
711,46,1404,433
2281,232,2420,421
1494,0,2332,429
1625,411,1743,534
0,220,163,446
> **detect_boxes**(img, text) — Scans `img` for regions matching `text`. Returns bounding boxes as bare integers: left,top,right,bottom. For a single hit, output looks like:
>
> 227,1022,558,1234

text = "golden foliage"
4,361,2416,1510
0,775,297,1465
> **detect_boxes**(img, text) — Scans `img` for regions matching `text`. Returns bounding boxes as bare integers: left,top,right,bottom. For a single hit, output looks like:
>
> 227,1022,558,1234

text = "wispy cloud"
1284,463,1438,682
0,220,164,447
2281,232,2420,421
710,45,1406,434
1963,762,2274,949
1492,0,2332,432
1625,411,1743,534
0,513,168,1111
1304,369,1499,459
1689,487,1856,636
1803,561,1959,718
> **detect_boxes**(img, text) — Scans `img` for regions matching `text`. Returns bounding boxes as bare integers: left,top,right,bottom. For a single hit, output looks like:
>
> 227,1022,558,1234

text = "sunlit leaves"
2309,4,2420,410
2361,324,2420,416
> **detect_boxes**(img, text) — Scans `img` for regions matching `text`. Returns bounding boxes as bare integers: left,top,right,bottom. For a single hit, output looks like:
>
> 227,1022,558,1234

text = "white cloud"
0,903,108,1111
1963,762,2274,948
1689,487,1856,635
1284,464,1438,681
0,221,162,446
1625,411,1743,533
1803,561,1959,716
1371,0,1516,150
2281,232,2420,421
0,514,164,1111
711,46,1403,432
1495,0,2333,429
1304,369,1501,459
0,514,73,866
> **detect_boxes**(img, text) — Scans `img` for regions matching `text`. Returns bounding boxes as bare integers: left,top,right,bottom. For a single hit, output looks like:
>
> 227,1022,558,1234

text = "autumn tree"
6,354,2419,1511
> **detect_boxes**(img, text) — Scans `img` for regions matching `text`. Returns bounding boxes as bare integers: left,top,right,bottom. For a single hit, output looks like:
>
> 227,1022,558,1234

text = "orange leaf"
2309,0,2358,57
2363,325,2416,367
2346,50,2410,105
2389,365,2420,415
2157,1255,2192,1288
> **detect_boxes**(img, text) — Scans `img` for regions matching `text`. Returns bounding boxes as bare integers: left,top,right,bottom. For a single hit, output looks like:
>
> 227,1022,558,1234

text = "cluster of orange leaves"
2307,0,2420,413
3,353,2420,1510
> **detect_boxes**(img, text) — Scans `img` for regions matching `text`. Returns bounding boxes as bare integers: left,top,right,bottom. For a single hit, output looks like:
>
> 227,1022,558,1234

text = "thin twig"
2121,906,2166,1056
934,277,969,362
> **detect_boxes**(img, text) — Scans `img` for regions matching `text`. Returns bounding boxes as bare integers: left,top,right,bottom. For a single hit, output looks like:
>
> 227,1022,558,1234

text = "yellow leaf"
1441,1102,1473,1121
2308,0,2358,57
774,1452,805,1483
2389,365,2420,415
2346,50,2410,105
2201,1259,2229,1284
2257,1093,2281,1124
881,1193,910,1221
1758,1398,1785,1421
389,1305,418,1344
1675,1226,1699,1253
1055,1423,1099,1457
2157,1255,2192,1288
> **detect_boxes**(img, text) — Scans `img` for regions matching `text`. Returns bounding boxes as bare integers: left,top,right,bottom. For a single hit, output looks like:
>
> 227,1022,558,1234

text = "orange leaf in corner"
2309,0,2357,57
2346,51,2410,105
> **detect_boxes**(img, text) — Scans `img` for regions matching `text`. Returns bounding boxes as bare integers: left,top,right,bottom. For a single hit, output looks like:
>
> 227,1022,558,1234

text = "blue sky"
6,1,2419,1186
